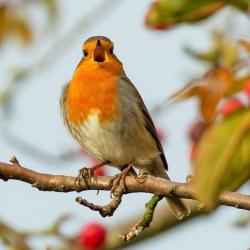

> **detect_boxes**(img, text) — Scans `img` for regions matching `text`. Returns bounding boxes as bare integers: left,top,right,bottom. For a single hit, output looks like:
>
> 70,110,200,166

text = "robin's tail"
149,161,190,220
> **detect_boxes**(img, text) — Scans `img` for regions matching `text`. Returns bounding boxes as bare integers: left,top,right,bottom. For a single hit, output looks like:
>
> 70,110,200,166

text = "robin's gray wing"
120,75,168,170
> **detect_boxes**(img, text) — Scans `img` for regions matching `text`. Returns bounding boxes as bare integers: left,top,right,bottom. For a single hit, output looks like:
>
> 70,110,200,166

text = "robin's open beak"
93,40,105,63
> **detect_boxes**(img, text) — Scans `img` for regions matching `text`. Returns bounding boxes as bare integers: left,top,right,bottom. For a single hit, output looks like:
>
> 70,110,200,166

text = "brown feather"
120,75,168,170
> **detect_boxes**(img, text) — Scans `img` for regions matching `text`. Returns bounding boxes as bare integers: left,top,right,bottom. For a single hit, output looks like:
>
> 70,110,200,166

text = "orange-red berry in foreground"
78,222,106,249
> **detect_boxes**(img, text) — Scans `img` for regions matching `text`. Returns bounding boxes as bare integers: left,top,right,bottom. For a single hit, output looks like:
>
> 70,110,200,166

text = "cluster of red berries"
188,82,250,162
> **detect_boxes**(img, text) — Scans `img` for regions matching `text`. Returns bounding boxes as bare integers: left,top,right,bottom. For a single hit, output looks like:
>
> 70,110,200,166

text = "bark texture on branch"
0,161,249,211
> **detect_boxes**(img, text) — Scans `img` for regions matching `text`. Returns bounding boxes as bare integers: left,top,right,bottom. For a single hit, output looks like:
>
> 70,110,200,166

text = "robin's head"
81,36,121,65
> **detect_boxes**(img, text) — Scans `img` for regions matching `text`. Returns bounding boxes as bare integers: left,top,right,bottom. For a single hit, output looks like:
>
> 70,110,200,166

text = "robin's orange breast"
65,63,122,124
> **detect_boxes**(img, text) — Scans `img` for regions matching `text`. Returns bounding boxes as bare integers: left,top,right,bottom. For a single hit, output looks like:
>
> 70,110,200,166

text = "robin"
61,36,190,220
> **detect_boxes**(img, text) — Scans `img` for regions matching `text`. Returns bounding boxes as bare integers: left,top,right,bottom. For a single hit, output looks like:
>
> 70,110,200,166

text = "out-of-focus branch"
107,201,202,250
0,220,30,250
0,202,203,250
0,197,205,250
1,128,86,164
0,215,72,250
0,160,249,211
0,0,121,116
0,0,122,164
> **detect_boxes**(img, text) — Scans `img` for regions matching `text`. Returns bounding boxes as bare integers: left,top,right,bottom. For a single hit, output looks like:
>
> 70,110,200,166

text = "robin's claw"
110,173,124,196
75,167,93,188
75,161,109,189
109,163,133,196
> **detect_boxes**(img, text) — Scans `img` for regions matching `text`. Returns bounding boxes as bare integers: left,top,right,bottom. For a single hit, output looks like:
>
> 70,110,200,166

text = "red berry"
78,222,106,249
94,167,106,176
221,98,244,118
188,121,205,143
156,127,166,142
89,158,106,176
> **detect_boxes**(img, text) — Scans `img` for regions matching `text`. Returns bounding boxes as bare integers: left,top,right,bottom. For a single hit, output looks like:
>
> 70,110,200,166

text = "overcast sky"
0,0,249,249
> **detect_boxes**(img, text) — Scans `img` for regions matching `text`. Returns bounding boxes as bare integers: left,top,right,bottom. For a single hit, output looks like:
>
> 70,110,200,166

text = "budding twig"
122,195,163,241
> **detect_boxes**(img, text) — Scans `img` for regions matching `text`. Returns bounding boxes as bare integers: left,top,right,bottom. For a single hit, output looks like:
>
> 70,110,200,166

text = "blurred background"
0,0,249,249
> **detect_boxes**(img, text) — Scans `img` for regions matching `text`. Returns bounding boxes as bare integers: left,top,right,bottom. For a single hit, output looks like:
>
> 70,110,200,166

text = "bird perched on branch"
61,36,189,219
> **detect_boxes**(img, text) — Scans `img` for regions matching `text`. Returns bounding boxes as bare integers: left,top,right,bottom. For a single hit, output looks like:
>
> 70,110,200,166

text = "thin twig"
107,201,202,250
76,194,122,217
2,128,83,164
122,195,163,241
0,220,31,250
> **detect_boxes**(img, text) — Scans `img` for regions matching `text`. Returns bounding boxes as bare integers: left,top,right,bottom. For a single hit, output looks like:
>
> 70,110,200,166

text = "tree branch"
0,160,249,211
106,201,202,250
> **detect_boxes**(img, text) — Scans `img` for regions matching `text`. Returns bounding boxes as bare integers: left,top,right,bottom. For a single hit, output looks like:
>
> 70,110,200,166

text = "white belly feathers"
71,108,160,167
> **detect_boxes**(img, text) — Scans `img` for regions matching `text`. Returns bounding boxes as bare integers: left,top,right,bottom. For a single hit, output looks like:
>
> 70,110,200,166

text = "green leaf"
194,109,250,210
145,0,249,29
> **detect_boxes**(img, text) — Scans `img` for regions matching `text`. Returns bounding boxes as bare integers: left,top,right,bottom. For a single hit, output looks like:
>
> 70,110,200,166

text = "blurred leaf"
145,0,225,29
169,67,235,122
0,220,31,250
184,46,219,65
239,39,250,52
194,109,250,210
0,4,32,45
220,40,238,68
229,75,250,95
0,0,58,47
225,0,250,10
185,31,238,68
169,65,250,123
145,0,249,29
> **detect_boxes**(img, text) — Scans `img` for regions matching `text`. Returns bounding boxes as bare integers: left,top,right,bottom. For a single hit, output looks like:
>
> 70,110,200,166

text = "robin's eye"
109,48,114,54
83,50,88,57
